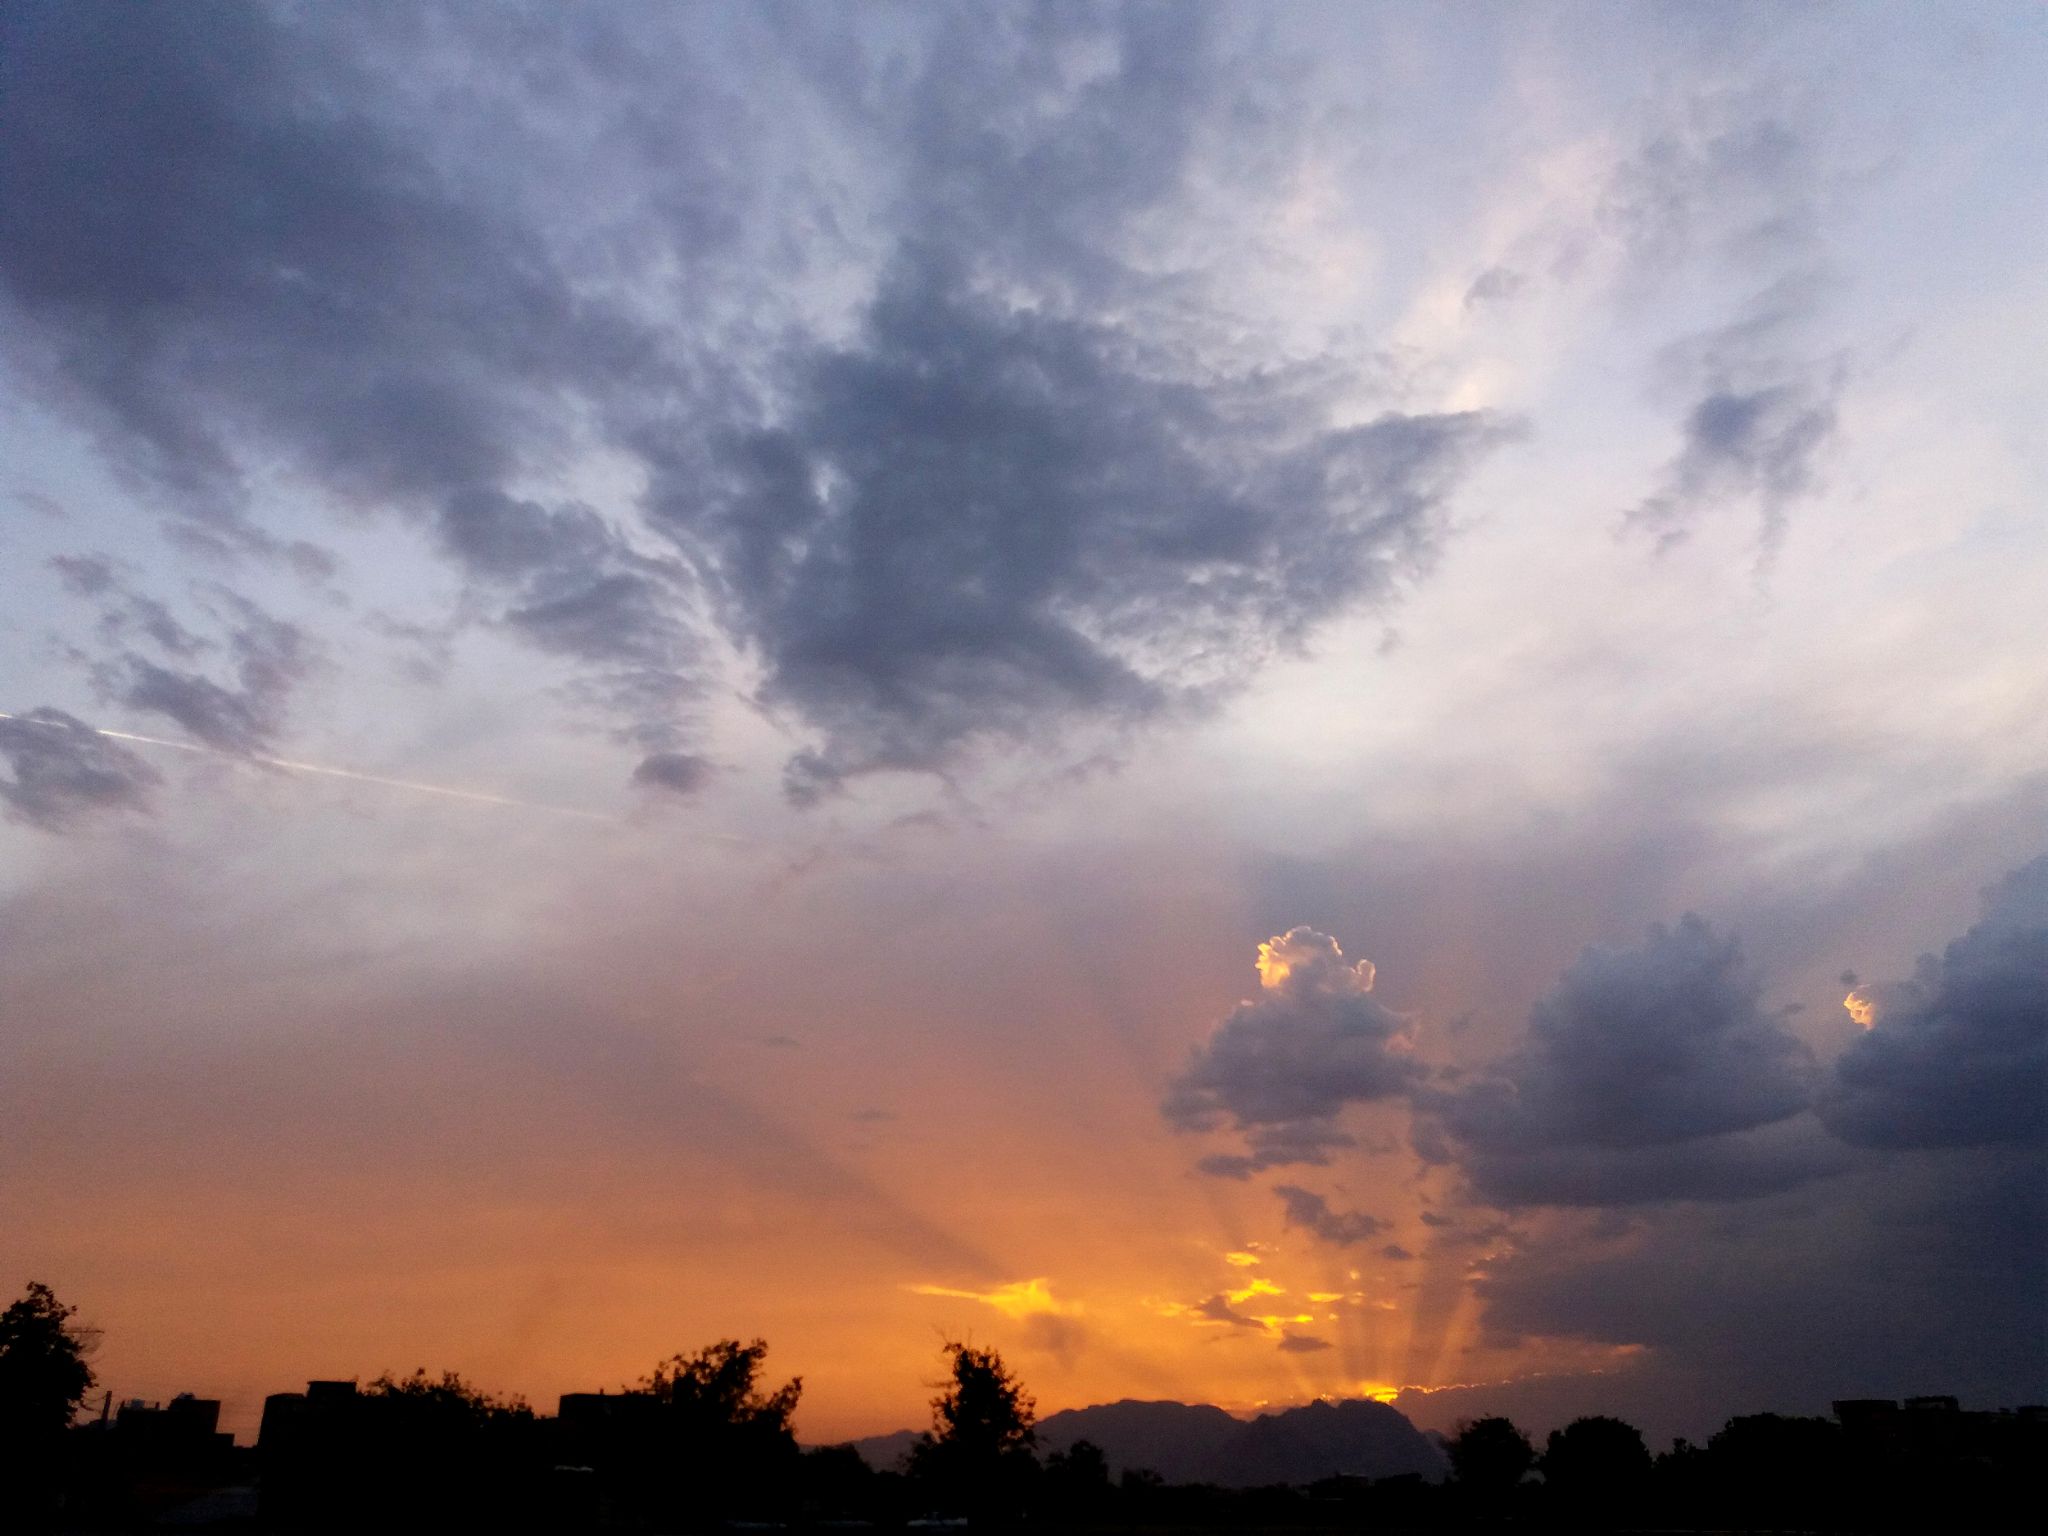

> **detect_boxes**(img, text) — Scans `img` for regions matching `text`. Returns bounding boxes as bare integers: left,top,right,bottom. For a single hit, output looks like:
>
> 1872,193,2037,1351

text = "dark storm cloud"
1165,929,1424,1174
1274,1184,1388,1246
1422,916,1825,1205
1472,1146,2047,1423
0,708,160,830
1438,1120,1838,1208
1441,864,2048,1415
1821,857,2048,1149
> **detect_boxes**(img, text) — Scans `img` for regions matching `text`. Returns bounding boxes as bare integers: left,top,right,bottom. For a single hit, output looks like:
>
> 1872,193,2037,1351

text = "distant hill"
840,1426,921,1472
1037,1400,1245,1485
1216,1398,1446,1486
835,1397,1446,1487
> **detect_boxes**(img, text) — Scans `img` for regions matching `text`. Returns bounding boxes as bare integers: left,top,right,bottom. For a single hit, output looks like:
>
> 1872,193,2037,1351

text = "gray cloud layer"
1,3,1504,799
0,708,160,830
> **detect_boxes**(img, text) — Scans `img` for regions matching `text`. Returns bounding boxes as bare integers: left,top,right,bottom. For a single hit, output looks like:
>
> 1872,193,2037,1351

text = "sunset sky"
2,3,2043,1450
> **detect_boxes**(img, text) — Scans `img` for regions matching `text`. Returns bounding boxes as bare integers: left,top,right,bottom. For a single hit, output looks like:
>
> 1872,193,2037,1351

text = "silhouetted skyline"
12,1300,2043,1532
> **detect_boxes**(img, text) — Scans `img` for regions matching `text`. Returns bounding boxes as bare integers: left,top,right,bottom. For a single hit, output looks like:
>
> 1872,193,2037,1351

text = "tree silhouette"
640,1337,801,1438
363,1367,534,1424
629,1339,803,1522
1543,1414,1650,1524
1447,1414,1535,1495
1044,1437,1113,1517
0,1282,94,1438
909,1341,1037,1517
1705,1412,1844,1526
0,1282,96,1527
335,1370,541,1529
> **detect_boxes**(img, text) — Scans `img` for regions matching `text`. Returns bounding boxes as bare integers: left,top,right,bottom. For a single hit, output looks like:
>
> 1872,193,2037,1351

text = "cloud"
1274,1184,1388,1246
1626,378,1838,552
51,553,209,658
1595,94,1845,556
630,751,714,798
1820,857,2048,1149
99,596,314,753
4,4,1512,797
0,3,703,749
909,1276,1075,1322
692,250,1506,798
41,557,318,759
1197,1122,1359,1181
1471,1145,2047,1427
1164,929,1424,1174
440,490,703,748
0,708,161,830
1193,1294,1267,1329
1604,110,1817,277
1463,266,1525,309
1424,916,1825,1205
1277,1332,1332,1354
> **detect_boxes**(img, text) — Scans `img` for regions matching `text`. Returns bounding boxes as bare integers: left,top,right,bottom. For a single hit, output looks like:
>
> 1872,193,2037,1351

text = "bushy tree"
909,1342,1037,1516
1704,1413,1843,1525
1543,1414,1650,1523
0,1282,97,1527
0,1282,95,1439
336,1370,541,1528
364,1367,533,1422
629,1339,803,1521
641,1338,801,1438
1043,1437,1113,1517
1448,1415,1535,1494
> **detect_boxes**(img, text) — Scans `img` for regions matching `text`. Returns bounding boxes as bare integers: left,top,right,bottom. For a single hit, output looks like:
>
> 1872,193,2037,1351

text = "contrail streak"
0,710,617,823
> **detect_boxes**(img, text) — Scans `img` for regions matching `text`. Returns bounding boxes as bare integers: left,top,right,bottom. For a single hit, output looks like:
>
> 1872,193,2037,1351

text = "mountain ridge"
835,1396,1447,1487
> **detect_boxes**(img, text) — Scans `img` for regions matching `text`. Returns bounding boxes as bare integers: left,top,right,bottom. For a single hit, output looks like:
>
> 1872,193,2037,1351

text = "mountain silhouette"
840,1426,923,1472
1037,1400,1247,1484
1217,1398,1447,1485
842,1397,1446,1487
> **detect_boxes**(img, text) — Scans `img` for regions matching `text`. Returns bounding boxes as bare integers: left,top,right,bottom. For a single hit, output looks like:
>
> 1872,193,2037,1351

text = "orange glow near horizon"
5,894,1649,1452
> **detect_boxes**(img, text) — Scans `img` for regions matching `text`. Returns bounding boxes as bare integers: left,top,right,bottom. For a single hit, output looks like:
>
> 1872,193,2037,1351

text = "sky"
1,1,2043,1451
